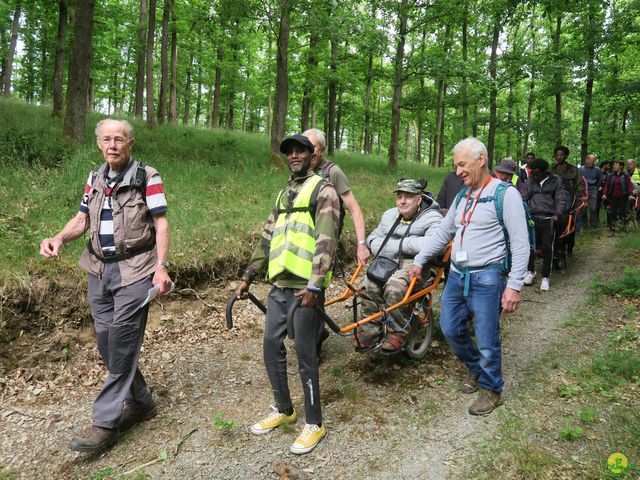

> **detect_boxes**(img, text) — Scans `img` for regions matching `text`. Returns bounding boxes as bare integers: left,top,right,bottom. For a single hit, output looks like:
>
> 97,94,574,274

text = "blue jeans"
440,268,506,393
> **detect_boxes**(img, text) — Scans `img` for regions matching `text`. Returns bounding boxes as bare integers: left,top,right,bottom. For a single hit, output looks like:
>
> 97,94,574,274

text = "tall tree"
63,0,94,142
579,2,600,163
2,2,21,96
487,11,502,169
168,0,178,123
145,0,157,128
269,0,290,166
134,0,147,119
52,0,68,118
157,0,170,124
387,0,409,169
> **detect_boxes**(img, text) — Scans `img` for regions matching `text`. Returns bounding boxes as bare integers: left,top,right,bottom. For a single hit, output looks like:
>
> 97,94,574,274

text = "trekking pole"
225,292,267,330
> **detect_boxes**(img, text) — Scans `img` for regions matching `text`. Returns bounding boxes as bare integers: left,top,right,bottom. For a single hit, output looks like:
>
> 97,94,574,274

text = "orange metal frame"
324,243,453,334
559,199,587,239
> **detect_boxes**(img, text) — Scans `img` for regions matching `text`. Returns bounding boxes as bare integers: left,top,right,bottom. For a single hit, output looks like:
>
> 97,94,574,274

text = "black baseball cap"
279,134,314,154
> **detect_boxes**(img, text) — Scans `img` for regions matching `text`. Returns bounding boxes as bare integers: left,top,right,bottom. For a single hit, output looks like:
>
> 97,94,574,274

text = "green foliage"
578,406,598,424
0,467,17,480
559,425,583,441
591,268,640,299
87,466,116,480
212,412,235,431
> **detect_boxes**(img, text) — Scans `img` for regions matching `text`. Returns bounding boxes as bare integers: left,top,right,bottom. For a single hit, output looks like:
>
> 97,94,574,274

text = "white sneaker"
523,271,537,285
540,278,550,291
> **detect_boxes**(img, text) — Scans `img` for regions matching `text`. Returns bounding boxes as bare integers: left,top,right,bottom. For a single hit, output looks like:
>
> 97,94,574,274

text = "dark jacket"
522,174,568,217
604,172,634,198
436,172,465,209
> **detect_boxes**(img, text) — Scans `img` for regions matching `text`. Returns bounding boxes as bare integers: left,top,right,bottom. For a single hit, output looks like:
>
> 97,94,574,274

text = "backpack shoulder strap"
492,181,511,231
322,161,335,181
453,186,470,209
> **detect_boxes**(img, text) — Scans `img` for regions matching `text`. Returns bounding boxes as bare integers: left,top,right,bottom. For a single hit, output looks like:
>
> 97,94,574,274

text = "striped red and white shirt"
79,168,168,253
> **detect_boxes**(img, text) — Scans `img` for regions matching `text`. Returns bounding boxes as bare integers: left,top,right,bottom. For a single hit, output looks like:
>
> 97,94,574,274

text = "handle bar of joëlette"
225,292,267,330
285,297,343,340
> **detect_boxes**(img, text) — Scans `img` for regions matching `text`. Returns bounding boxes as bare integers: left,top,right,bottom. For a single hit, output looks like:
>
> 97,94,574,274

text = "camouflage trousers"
361,259,416,333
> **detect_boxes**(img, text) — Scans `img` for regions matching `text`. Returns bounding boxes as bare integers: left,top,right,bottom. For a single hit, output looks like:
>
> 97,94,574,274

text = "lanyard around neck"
460,176,492,247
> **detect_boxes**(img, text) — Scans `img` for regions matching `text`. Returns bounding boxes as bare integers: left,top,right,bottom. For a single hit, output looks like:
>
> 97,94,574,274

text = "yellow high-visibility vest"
511,173,520,186
268,174,331,286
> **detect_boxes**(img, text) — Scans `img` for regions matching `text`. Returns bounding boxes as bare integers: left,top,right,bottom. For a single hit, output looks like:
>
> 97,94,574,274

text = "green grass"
0,98,448,286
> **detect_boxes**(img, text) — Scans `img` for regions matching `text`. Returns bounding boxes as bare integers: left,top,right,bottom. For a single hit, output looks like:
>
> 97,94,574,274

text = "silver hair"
627,158,636,166
95,119,134,139
302,128,326,151
451,137,488,162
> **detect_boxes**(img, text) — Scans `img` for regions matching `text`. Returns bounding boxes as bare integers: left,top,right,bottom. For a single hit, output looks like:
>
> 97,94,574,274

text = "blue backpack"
454,181,536,271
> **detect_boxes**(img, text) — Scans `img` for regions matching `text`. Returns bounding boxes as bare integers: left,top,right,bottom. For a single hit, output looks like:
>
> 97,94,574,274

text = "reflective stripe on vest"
268,174,331,286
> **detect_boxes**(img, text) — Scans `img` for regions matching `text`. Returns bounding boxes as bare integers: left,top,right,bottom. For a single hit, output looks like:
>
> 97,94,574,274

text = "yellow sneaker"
290,423,326,454
250,407,297,435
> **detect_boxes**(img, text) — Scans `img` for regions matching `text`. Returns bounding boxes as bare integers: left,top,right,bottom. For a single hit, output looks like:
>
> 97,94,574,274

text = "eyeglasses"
99,137,130,146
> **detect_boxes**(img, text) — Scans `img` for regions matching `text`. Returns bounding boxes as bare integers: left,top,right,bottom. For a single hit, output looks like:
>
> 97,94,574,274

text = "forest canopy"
1,0,639,168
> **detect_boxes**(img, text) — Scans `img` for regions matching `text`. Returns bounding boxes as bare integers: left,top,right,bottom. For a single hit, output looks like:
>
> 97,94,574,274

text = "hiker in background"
522,159,568,291
596,161,611,225
578,154,603,230
39,119,172,453
550,146,586,257
436,169,465,216
354,179,442,353
303,128,368,356
519,152,536,182
602,160,634,236
236,134,339,455
493,158,525,196
409,137,529,416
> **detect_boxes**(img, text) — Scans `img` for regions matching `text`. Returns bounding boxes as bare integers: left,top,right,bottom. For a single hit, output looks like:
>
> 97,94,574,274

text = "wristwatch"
357,240,367,245
157,260,170,268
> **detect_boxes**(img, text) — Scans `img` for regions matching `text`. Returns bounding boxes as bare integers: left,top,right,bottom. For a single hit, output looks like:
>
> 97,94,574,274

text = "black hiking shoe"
69,426,119,452
468,388,501,416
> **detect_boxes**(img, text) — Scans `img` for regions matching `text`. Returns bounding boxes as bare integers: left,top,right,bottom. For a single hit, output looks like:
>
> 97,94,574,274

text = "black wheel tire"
404,308,434,360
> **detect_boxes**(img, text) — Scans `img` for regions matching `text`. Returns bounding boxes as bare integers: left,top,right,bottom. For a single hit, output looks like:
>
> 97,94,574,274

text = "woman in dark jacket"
602,160,634,235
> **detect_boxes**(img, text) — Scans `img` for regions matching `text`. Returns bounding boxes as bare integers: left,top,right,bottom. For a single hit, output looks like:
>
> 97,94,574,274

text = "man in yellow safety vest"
236,134,340,455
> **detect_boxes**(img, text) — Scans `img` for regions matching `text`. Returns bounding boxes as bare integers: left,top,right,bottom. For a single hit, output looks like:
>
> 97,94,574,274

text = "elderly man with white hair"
409,137,529,416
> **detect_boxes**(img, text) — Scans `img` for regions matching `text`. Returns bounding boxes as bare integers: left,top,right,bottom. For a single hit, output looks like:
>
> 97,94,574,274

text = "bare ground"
0,234,614,480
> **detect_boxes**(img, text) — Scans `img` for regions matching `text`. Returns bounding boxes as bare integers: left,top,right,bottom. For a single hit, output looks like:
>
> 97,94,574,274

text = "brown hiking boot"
468,387,501,416
461,371,480,394
69,426,119,452
119,403,157,432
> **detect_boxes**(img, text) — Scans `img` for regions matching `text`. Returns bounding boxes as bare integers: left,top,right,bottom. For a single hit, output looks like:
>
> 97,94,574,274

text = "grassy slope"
0,99,448,286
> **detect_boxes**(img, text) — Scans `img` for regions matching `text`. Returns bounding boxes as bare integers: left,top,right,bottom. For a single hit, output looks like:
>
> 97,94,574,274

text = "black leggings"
528,217,554,278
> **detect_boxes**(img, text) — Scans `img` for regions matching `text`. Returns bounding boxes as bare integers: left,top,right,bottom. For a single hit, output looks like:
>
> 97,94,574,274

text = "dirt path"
0,235,612,479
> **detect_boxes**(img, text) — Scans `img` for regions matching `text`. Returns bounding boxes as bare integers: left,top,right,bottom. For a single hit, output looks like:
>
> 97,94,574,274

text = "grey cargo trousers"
88,262,155,429
263,286,323,425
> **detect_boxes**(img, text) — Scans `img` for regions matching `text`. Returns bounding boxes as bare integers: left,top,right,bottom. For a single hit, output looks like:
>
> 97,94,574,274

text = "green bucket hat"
394,178,426,194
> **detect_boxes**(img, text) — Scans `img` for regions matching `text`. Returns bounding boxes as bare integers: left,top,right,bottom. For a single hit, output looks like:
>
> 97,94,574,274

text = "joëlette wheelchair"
225,243,452,360
553,197,586,270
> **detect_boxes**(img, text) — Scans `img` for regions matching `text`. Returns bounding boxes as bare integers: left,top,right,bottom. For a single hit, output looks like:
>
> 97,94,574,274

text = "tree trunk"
157,0,170,124
52,0,68,117
521,4,537,160
335,91,342,150
416,27,426,163
226,40,238,129
363,51,374,154
300,31,318,132
327,39,337,156
182,49,193,124
553,13,562,147
579,9,596,164
461,0,469,137
2,3,21,96
168,0,178,123
387,0,408,169
194,62,202,125
211,47,223,128
269,0,290,166
134,0,147,118
63,0,94,142
487,13,501,169
505,82,514,158
39,22,48,101
145,0,157,128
